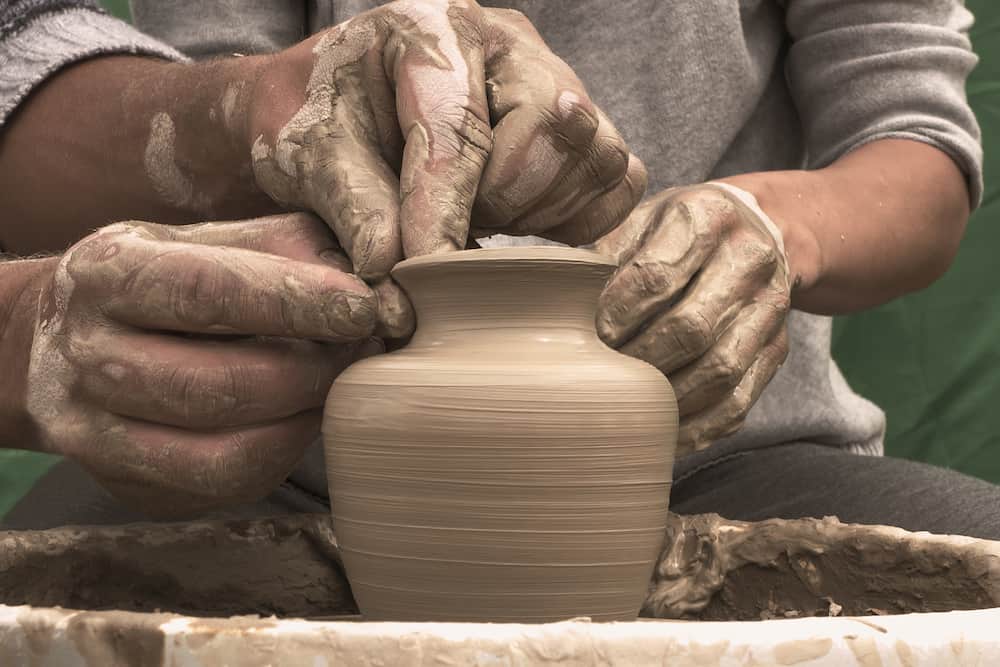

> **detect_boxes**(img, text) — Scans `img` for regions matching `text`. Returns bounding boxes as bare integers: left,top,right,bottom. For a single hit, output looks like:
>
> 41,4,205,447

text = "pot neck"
392,249,616,349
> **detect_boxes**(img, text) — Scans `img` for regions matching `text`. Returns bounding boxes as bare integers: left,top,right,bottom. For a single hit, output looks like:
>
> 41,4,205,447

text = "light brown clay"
322,246,678,622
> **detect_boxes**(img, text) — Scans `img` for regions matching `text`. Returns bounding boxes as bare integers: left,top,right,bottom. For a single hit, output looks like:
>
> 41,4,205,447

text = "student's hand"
22,213,380,517
250,0,646,336
594,184,790,454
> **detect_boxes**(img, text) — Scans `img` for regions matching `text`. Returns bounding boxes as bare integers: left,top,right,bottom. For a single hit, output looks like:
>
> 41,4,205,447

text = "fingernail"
330,292,377,338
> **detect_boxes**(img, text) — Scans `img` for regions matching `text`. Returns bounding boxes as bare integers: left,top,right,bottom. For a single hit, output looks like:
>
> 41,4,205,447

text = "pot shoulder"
333,344,674,397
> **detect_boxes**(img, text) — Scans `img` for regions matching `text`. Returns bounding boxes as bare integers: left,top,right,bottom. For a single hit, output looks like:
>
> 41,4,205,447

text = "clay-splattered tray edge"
1,604,999,666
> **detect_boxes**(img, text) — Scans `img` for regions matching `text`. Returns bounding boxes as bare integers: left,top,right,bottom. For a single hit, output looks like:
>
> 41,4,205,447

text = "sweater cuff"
0,7,187,129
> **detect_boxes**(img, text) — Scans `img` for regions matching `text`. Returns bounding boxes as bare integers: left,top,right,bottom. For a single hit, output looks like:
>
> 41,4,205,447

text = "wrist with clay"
0,257,58,448
716,172,824,303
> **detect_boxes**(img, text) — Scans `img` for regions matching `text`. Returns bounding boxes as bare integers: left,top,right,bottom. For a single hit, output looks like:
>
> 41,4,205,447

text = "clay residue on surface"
65,610,172,667
0,514,356,619
4,511,1000,623
644,513,1000,621
143,112,210,214
773,637,832,664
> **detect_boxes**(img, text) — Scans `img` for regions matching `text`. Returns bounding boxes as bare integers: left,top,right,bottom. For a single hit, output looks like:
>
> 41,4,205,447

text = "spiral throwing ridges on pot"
323,247,678,622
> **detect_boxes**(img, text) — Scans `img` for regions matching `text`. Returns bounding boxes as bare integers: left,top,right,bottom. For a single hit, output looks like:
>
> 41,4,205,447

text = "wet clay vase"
323,246,678,622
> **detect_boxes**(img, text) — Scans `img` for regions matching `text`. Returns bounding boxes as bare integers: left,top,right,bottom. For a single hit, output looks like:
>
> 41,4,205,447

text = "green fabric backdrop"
832,0,1000,481
2,1,999,517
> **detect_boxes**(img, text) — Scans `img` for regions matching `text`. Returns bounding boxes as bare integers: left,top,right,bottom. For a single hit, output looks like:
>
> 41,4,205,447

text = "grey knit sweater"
0,1,984,496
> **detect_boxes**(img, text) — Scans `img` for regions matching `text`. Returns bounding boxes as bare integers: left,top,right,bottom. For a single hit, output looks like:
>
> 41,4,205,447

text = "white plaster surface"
3,604,1000,666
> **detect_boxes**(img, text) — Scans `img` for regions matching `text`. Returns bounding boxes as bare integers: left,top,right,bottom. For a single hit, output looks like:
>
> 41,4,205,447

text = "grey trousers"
5,443,1000,540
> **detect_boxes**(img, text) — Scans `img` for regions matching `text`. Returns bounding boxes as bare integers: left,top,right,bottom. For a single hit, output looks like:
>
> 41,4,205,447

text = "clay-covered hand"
249,0,645,336
23,213,380,517
594,184,791,454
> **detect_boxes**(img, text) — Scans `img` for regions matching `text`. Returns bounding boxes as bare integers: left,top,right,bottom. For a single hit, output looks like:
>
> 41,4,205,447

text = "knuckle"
732,384,756,416
587,136,629,191
708,351,746,388
64,224,134,270
670,311,713,357
425,106,494,165
675,188,736,225
96,221,148,238
627,258,671,297
65,222,163,295
738,241,780,278
170,260,232,327
771,287,792,314
546,96,599,146
62,332,102,375
720,394,752,429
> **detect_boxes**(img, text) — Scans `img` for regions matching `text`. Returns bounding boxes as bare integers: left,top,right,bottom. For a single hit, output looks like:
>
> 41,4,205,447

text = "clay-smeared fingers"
74,331,381,430
596,200,716,347
591,194,675,264
617,230,783,374
67,223,377,342
83,410,324,517
509,111,633,238
172,214,415,340
290,121,403,280
668,289,789,417
676,327,789,455
543,153,648,246
473,12,634,237
470,99,601,231
372,277,415,339
249,24,406,281
167,213,344,267
390,4,493,257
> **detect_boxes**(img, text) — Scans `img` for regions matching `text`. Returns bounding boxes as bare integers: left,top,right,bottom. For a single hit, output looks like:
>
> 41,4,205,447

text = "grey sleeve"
129,0,307,60
785,0,983,206
0,1,185,128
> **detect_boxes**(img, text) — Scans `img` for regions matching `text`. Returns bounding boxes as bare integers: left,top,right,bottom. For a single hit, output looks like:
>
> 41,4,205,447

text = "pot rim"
391,246,617,279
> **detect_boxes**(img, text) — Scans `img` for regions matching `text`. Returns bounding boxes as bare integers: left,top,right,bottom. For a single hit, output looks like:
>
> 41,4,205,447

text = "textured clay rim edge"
392,246,617,279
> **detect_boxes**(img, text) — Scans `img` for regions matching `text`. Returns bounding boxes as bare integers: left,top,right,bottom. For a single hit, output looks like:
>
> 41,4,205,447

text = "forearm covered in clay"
0,256,56,449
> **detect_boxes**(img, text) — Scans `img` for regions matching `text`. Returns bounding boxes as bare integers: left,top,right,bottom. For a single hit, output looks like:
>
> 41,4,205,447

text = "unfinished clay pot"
322,246,678,622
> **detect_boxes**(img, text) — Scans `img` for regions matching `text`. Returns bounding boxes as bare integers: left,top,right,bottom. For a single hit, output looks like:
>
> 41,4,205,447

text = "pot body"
323,247,677,622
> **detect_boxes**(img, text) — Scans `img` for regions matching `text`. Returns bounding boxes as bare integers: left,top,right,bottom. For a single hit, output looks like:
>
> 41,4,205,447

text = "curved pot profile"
323,246,678,622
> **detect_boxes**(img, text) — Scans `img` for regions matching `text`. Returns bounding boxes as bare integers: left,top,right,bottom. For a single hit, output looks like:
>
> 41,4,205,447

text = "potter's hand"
594,184,790,454
23,213,379,518
250,1,645,335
